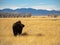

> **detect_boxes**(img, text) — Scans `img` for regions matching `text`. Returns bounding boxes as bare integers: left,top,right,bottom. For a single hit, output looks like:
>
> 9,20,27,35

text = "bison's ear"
23,25,25,27
22,24,25,27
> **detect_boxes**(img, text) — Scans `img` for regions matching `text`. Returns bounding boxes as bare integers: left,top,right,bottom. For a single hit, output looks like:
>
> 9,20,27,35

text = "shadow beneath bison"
21,32,44,36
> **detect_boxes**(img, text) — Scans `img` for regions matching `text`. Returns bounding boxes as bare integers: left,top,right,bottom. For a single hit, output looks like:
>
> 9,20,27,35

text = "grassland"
0,16,60,45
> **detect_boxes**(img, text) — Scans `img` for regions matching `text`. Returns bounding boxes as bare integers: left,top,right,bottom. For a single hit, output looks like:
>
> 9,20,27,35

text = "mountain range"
0,8,60,15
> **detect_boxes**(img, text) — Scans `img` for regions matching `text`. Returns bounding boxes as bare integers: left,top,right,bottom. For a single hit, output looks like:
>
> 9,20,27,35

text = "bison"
12,21,25,36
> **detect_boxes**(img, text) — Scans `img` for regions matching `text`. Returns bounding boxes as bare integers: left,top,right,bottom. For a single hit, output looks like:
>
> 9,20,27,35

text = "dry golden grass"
0,16,60,45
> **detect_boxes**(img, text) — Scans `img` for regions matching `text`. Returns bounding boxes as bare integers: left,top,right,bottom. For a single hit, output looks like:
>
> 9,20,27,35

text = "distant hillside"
0,8,60,15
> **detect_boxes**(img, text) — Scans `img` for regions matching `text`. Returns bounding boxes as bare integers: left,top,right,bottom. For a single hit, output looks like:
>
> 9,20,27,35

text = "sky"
0,0,60,10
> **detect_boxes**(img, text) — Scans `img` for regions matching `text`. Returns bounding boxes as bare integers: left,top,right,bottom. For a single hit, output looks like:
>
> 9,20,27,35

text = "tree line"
0,12,32,18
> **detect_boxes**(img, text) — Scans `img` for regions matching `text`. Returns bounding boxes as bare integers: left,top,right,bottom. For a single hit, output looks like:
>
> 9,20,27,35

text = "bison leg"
13,29,18,36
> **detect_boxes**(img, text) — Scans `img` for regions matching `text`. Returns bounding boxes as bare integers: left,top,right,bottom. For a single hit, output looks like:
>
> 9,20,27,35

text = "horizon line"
0,7,60,11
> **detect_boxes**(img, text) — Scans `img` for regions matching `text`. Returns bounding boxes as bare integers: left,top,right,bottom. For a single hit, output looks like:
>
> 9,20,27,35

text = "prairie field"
0,16,60,45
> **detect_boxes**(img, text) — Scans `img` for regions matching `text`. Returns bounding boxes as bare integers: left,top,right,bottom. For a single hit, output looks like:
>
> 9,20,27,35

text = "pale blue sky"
0,0,60,10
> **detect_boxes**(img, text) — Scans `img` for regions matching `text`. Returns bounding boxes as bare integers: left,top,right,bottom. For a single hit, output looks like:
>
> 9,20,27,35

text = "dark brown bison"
12,21,25,36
